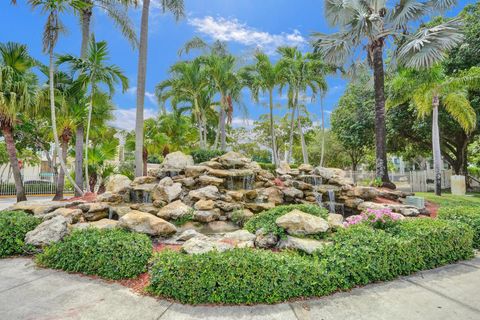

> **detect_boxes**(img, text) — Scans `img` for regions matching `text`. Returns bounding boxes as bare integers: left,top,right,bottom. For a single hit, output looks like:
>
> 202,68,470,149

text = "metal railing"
0,174,73,196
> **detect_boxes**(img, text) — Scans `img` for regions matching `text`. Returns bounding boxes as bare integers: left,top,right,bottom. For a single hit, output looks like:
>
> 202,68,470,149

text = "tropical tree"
240,51,282,166
74,0,138,196
388,65,480,195
57,37,128,192
28,0,85,196
312,0,464,188
134,0,185,177
0,42,39,202
277,47,328,164
156,58,212,149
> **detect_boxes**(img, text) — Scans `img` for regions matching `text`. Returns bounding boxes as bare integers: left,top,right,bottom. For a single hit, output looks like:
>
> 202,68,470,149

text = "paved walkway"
1,256,479,320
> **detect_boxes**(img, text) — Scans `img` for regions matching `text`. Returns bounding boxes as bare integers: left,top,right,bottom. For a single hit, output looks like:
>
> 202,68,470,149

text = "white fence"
0,174,73,196
347,170,452,192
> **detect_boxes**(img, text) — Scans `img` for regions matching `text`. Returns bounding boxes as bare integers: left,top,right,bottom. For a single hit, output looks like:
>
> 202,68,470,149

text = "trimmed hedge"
36,228,152,279
190,149,224,164
438,206,480,248
0,211,40,258
148,218,473,304
244,204,329,238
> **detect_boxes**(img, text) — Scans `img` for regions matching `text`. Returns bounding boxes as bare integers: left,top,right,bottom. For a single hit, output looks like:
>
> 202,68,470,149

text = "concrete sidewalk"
0,257,479,320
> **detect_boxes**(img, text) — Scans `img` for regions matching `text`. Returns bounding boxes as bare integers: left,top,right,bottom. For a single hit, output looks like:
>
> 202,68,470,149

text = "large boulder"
276,161,291,175
283,187,304,199
357,201,420,217
244,202,275,213
194,209,221,223
349,186,379,201
261,187,284,204
96,192,124,203
254,229,279,248
194,199,215,210
176,229,202,241
8,201,71,217
42,208,83,224
188,185,221,200
73,219,119,230
275,209,329,236
185,165,208,178
131,176,157,185
105,174,132,194
198,175,224,186
278,236,331,254
327,213,344,229
182,236,233,254
25,216,68,247
223,230,255,248
157,200,193,220
79,202,110,221
216,151,250,168
119,210,177,236
152,182,182,203
162,151,194,171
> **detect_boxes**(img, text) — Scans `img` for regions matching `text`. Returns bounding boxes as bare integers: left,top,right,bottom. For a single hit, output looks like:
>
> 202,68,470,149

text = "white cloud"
231,117,255,128
188,16,306,54
110,107,157,131
127,87,157,106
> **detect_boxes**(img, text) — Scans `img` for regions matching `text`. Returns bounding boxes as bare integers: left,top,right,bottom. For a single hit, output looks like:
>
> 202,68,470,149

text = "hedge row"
244,204,329,238
148,219,474,304
438,205,480,248
36,228,152,279
0,211,40,258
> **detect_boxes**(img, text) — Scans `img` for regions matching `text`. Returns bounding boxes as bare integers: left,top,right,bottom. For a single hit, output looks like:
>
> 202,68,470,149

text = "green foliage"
148,218,473,304
36,228,152,279
116,161,135,180
0,211,40,258
439,206,480,248
190,149,223,163
244,204,328,238
171,211,194,227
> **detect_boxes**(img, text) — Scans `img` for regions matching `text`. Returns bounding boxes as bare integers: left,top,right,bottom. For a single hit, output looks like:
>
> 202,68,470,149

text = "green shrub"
171,211,194,226
244,204,328,238
258,162,275,172
190,149,224,164
438,206,480,248
36,228,152,279
0,211,40,258
148,218,473,304
148,249,336,304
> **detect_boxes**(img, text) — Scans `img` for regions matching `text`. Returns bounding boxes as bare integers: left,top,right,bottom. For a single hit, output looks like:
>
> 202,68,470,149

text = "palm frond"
311,31,354,66
386,0,428,29
443,92,477,133
396,18,464,69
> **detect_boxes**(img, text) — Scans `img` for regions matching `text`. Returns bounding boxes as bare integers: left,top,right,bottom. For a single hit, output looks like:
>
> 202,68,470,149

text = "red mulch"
425,201,439,218
273,178,285,187
153,243,182,252
374,196,401,205
118,272,150,294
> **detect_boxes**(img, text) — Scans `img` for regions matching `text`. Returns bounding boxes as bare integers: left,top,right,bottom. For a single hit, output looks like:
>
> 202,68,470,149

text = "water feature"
226,176,234,190
224,174,255,190
242,174,255,190
327,190,336,213
129,190,152,203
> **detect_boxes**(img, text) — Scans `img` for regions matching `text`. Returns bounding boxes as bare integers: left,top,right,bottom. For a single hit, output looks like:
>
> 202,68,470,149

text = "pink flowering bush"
344,208,404,229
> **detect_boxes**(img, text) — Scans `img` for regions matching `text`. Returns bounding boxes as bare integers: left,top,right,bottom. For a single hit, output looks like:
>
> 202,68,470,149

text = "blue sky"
0,0,473,131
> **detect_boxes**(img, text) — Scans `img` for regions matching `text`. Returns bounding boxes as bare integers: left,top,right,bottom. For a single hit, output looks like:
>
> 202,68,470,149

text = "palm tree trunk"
269,89,278,166
2,125,26,202
297,107,309,164
371,41,393,188
74,2,93,196
432,96,442,196
135,0,150,177
48,49,84,196
287,102,296,163
219,95,226,151
320,95,326,167
53,135,68,200
84,91,94,192
213,118,220,150
143,147,148,176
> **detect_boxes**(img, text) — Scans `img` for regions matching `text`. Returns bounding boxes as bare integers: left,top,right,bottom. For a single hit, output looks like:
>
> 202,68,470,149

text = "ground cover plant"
36,228,152,279
148,218,473,304
244,204,328,238
0,211,40,258
439,206,480,248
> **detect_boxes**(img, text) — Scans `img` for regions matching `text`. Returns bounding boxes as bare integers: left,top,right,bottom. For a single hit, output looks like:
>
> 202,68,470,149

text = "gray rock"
73,219,119,230
198,175,224,186
119,210,177,236
176,229,202,241
327,213,344,229
152,182,182,203
157,200,193,220
278,236,331,254
25,216,68,247
283,187,304,199
254,229,279,248
194,199,215,210
161,151,194,171
194,209,220,223
96,192,124,203
42,208,83,224
105,174,132,194
188,185,221,200
182,236,233,254
79,202,110,222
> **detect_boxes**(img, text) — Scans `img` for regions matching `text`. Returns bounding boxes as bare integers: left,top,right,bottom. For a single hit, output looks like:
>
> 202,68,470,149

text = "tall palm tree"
388,66,480,195
0,42,39,202
156,58,212,149
74,0,138,196
312,0,463,188
278,47,328,164
240,52,283,166
57,38,128,192
134,0,185,177
28,0,86,196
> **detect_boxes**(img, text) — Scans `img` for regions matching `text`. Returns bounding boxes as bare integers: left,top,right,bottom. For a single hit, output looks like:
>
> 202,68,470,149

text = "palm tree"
278,47,328,164
388,66,480,195
156,58,212,149
74,0,138,196
28,0,85,196
0,42,39,202
57,38,128,192
240,52,283,166
312,0,464,188
134,0,185,177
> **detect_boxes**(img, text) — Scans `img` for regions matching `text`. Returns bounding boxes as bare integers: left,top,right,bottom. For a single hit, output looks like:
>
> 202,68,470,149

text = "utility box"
406,196,425,209
451,175,466,196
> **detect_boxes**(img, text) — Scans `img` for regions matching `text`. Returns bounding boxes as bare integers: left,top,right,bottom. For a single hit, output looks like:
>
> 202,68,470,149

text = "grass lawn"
416,192,480,207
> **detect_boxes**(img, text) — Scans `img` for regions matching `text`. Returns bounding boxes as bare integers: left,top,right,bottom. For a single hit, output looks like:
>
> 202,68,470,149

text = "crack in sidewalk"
0,274,52,294
156,302,174,320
